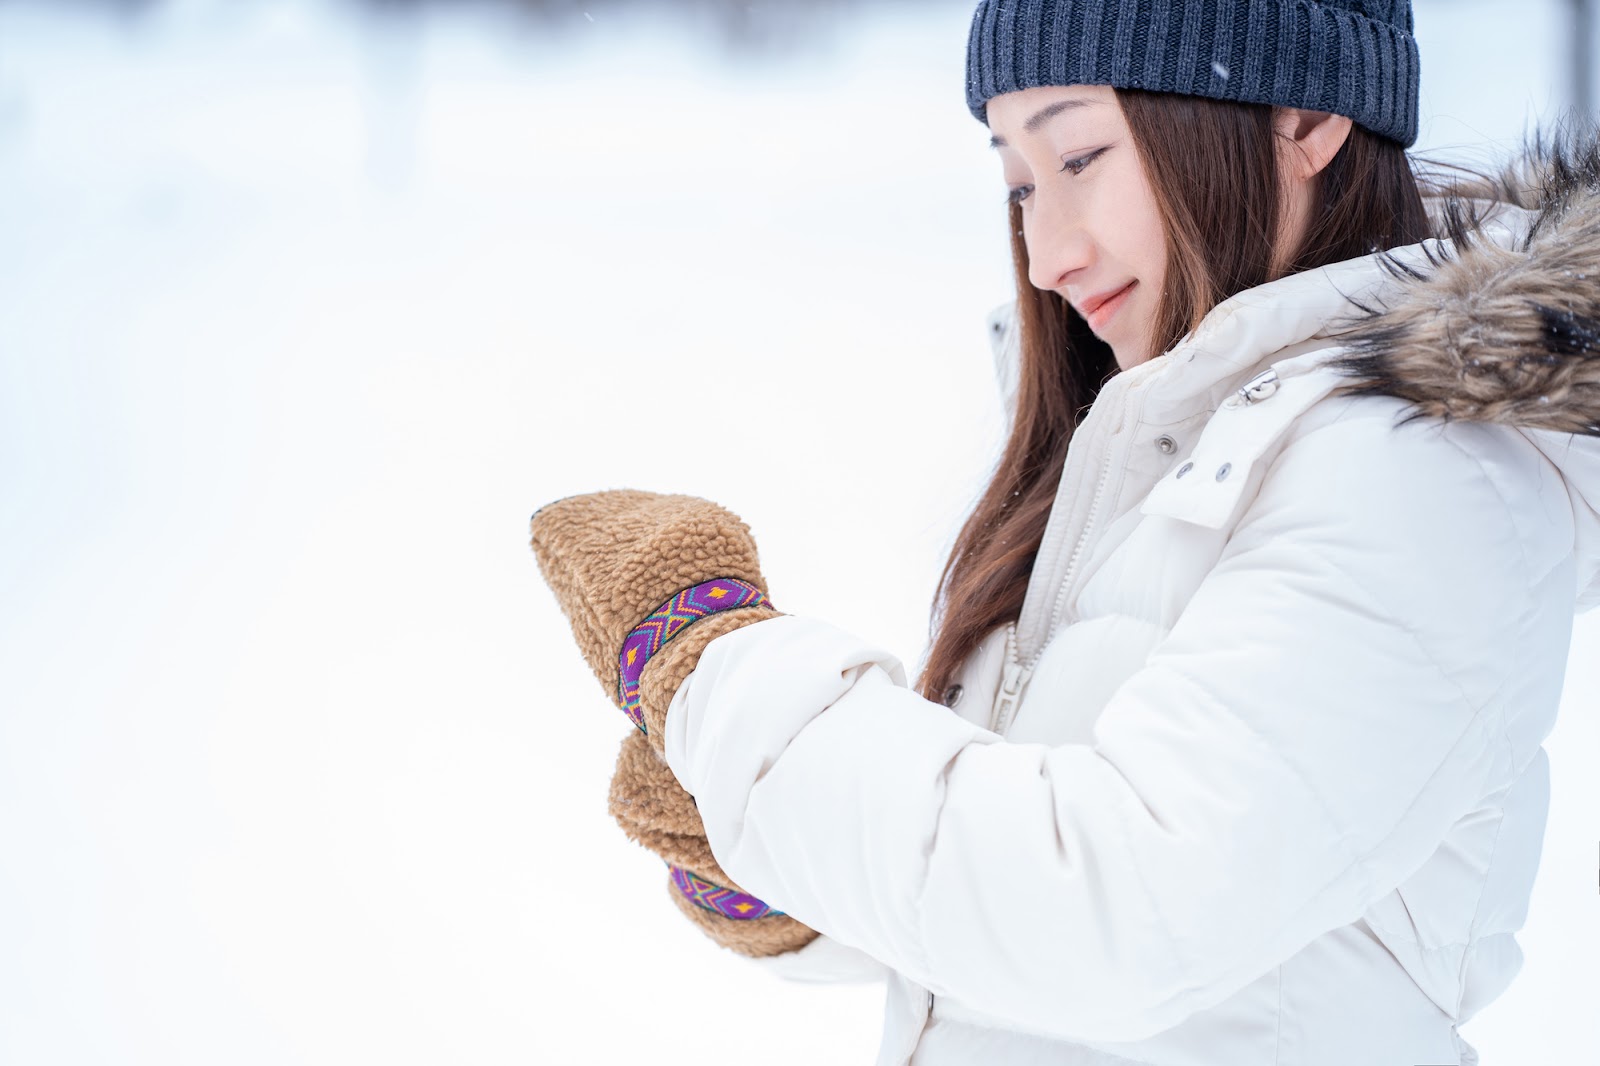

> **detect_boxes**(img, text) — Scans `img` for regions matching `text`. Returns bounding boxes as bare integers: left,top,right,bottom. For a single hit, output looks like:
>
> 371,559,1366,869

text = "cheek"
1132,205,1168,284
1096,166,1167,289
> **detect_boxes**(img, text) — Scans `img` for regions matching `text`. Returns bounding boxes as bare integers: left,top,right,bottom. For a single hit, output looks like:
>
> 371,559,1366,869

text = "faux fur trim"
1323,124,1600,435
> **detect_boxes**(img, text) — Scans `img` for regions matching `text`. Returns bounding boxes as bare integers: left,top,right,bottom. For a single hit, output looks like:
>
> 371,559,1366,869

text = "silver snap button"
1240,368,1279,404
1155,435,1176,454
1175,462,1193,478
941,683,964,708
1216,462,1232,481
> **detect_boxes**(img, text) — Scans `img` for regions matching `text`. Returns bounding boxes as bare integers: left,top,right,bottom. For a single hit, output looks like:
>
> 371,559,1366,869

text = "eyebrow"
989,99,1099,149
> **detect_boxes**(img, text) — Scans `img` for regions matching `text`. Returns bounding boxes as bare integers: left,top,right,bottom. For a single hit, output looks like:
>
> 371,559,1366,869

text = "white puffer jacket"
661,143,1600,1066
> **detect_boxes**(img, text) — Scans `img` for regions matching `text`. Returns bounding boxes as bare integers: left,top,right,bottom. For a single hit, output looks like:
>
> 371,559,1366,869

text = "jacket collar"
1139,199,1539,427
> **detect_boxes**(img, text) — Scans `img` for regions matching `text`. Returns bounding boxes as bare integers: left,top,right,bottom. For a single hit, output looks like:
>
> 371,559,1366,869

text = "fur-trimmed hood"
1328,128,1600,435
1323,125,1600,612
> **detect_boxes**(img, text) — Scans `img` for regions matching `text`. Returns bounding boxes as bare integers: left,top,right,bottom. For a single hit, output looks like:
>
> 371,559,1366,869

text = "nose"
1024,202,1095,295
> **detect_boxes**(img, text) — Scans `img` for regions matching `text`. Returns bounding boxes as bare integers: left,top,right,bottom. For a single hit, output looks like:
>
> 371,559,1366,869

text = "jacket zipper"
988,437,1115,736
992,443,1114,735
990,371,1143,735
990,622,1027,734
1039,438,1117,664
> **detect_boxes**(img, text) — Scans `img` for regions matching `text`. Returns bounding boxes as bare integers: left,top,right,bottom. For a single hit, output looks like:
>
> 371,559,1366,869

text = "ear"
1272,107,1354,181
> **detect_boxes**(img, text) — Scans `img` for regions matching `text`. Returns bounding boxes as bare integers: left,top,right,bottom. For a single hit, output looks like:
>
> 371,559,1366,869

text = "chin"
1112,345,1144,371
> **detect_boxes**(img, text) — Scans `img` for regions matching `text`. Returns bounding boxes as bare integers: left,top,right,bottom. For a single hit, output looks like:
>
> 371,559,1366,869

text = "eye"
1006,184,1034,206
1059,146,1108,176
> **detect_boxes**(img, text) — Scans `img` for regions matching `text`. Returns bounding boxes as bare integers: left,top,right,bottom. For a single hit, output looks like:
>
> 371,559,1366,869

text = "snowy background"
0,0,1596,1062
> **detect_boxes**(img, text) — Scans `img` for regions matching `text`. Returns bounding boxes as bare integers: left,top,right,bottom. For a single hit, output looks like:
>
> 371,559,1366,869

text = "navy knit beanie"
965,0,1421,147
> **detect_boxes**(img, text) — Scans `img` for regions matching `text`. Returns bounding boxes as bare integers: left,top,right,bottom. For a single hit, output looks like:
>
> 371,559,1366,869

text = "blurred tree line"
24,0,928,54
410,0,898,50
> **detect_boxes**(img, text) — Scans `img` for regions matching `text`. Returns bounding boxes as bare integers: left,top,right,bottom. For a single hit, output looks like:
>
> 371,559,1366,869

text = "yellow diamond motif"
735,902,753,913
626,647,637,665
708,586,728,598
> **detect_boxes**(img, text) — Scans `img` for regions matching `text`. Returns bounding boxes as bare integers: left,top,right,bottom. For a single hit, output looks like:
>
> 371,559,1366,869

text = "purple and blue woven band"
615,576,770,733
668,862,787,919
616,576,782,920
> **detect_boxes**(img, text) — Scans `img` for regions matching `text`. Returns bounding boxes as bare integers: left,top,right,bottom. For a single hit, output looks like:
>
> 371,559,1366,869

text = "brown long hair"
913,88,1435,705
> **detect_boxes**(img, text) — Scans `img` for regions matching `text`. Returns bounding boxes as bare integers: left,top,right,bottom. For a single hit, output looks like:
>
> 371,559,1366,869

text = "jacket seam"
1099,748,1196,1016
1433,421,1551,745
1435,423,1535,589
912,742,974,986
1141,661,1384,947
1358,928,1502,951
1251,409,1520,722
1145,633,1499,988
1430,420,1547,1038
1310,544,1507,718
1353,672,1515,956
1445,540,1537,1006
1450,797,1512,1017
1273,963,1283,1066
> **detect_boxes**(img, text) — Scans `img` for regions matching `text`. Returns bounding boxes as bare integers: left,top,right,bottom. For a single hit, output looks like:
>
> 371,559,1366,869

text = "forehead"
986,85,1116,149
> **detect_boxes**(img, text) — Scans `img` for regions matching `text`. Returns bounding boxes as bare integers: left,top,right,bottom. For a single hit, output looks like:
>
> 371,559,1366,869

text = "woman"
551,2,1600,1064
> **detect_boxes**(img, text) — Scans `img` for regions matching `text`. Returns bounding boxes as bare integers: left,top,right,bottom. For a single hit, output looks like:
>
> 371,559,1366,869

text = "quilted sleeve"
661,409,1547,1044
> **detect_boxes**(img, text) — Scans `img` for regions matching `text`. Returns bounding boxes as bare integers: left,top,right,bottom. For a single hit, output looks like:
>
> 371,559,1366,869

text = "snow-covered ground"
0,1,1594,1062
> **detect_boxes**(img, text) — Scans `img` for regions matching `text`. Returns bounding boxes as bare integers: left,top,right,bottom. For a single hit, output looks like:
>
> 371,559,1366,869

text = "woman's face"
985,84,1167,370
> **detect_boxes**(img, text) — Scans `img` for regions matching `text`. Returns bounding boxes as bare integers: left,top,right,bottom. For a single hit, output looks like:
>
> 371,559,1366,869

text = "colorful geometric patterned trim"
616,576,771,733
668,862,786,919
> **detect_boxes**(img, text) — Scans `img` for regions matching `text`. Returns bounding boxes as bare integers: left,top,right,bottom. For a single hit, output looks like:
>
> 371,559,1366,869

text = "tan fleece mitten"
529,489,822,958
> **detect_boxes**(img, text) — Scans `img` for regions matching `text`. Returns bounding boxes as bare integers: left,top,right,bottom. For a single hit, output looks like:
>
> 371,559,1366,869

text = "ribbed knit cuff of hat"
964,0,1420,148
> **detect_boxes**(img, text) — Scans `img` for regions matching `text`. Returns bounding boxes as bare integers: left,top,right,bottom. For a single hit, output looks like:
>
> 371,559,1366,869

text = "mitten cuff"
667,862,787,920
617,576,774,733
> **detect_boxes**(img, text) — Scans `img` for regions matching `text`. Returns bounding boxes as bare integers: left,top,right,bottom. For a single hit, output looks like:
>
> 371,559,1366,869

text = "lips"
1076,280,1136,320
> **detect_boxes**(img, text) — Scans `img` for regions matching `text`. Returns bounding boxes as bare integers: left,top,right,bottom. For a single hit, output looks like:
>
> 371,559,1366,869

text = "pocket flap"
1139,360,1353,530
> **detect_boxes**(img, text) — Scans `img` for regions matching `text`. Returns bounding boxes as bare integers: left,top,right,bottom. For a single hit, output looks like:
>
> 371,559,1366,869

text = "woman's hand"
530,488,819,957
529,489,784,757
608,727,822,958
